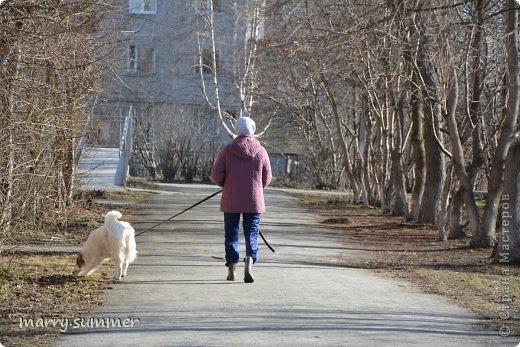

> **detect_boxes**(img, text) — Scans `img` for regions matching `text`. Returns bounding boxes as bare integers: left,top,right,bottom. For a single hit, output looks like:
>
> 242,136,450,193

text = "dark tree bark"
494,137,520,263
417,50,444,224
472,0,519,247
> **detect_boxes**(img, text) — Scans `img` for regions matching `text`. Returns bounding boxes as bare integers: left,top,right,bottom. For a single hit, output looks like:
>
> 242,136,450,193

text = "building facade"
94,0,239,140
93,0,300,179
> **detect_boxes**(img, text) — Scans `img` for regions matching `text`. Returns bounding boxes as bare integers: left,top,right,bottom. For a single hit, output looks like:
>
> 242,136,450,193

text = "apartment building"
93,0,239,143
93,0,300,178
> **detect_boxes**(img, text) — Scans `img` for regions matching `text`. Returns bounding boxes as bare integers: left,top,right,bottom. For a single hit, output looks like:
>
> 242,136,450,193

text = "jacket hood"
226,136,262,160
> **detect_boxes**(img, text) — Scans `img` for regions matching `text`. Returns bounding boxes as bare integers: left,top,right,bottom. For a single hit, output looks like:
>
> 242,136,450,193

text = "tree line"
250,0,519,258
0,1,518,262
0,0,113,245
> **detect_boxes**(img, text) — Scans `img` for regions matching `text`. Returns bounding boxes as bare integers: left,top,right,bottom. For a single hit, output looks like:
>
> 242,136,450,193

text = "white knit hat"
236,117,256,136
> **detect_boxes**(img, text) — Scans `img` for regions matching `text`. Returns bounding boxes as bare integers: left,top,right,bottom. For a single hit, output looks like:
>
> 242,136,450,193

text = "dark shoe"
226,263,236,281
244,256,254,283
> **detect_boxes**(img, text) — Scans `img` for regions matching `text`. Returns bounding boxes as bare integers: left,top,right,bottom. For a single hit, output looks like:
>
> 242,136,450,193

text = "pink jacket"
211,136,272,213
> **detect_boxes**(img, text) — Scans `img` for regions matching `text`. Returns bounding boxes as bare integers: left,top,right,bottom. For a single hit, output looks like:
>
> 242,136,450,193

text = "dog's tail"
126,231,137,263
104,210,122,227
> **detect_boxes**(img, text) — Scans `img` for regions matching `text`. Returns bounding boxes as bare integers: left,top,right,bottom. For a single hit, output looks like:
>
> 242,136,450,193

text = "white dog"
73,211,137,280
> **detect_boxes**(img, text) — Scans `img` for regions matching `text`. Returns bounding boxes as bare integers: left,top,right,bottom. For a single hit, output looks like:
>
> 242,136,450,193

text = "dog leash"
135,189,275,253
135,189,222,237
259,230,275,253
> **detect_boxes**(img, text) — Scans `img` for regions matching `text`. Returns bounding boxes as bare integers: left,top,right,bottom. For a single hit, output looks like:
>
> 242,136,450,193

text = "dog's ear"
76,253,86,267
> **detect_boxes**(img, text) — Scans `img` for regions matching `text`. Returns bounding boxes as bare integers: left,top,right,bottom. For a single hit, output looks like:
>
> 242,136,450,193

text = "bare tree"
494,135,520,262
210,0,518,251
444,49,481,240
474,0,519,248
196,0,273,137
0,0,114,244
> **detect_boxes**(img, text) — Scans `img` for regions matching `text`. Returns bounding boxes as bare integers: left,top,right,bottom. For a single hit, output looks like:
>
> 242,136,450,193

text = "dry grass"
0,188,149,347
0,255,111,347
3,189,149,247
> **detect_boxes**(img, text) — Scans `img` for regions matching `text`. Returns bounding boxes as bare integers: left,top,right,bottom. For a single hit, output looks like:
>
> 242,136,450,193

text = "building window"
129,46,155,74
196,0,222,13
129,46,137,71
197,48,219,74
129,0,157,15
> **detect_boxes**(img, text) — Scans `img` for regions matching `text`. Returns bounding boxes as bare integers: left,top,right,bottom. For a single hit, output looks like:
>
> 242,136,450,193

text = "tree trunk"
63,137,76,206
360,104,373,206
389,145,406,216
438,164,453,241
378,120,390,214
0,33,22,235
320,72,361,200
417,95,444,224
408,58,426,221
415,21,444,224
494,137,520,263
444,64,481,237
399,0,424,220
466,0,485,185
390,96,408,216
472,0,519,248
448,188,467,239
0,132,14,233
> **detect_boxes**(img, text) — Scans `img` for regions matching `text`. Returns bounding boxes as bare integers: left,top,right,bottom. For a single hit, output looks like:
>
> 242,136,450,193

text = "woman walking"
210,117,272,283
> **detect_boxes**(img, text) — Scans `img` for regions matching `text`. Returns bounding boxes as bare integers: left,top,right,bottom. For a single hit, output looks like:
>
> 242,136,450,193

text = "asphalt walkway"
55,183,515,346
76,147,122,190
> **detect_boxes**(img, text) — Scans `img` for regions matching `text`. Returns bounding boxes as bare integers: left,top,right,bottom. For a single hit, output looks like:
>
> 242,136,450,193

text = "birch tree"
196,0,272,137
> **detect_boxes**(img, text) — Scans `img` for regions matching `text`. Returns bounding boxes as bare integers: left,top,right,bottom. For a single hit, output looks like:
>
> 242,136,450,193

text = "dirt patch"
297,193,520,337
321,217,352,224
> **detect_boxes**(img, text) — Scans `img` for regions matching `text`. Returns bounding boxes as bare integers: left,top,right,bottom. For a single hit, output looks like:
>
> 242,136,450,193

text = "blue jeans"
224,212,260,266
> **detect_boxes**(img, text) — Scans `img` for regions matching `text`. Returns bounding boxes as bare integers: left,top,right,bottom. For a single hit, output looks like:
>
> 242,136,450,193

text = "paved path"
76,147,122,190
55,183,515,346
